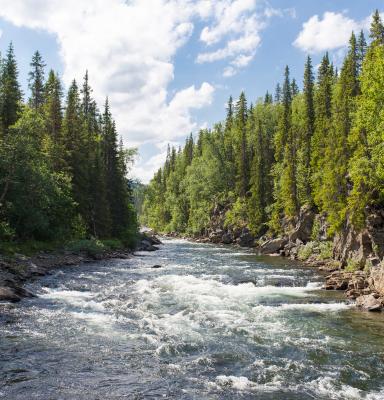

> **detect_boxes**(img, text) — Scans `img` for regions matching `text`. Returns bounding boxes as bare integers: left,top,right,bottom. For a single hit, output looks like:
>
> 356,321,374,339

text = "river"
1,238,384,399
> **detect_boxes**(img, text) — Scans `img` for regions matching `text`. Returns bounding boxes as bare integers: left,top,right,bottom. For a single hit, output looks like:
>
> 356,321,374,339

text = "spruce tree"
370,9,384,44
234,92,249,197
274,83,281,103
321,34,359,232
301,56,315,204
28,51,46,110
348,12,384,228
0,42,22,134
357,30,367,75
311,53,333,209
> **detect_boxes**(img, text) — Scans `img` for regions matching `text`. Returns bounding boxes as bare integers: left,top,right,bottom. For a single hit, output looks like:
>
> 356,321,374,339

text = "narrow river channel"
1,238,384,399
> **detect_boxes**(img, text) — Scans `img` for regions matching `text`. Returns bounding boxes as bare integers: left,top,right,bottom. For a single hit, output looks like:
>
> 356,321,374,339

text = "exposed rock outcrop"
356,293,383,311
288,205,316,243
260,238,288,254
137,232,162,251
333,210,384,268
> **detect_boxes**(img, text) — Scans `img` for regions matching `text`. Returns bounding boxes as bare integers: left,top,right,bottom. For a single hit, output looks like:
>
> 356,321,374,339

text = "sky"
0,0,381,183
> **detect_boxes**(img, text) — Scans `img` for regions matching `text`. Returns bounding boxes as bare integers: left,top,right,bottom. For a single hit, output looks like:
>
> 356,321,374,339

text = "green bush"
102,239,124,250
318,241,333,260
297,242,317,261
66,239,106,257
345,257,364,272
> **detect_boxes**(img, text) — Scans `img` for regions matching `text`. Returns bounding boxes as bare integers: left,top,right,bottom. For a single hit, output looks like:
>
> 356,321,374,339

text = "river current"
1,238,384,399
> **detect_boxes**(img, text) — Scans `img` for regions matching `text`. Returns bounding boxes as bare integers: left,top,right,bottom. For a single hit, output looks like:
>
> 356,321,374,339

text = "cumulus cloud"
293,11,373,53
196,1,265,77
0,0,285,181
196,1,293,77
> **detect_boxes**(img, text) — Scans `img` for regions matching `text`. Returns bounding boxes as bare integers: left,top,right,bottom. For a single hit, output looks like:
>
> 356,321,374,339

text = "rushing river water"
1,238,384,399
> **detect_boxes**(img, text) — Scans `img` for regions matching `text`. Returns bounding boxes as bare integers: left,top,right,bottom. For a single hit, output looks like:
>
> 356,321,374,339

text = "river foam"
2,238,382,399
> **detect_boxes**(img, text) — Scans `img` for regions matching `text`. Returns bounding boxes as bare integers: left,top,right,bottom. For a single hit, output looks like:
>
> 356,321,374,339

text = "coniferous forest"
141,12,384,251
0,44,137,251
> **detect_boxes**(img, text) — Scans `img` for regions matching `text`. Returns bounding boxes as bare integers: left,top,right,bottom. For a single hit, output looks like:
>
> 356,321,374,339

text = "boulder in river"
0,285,34,302
236,229,254,247
221,232,233,244
137,239,159,251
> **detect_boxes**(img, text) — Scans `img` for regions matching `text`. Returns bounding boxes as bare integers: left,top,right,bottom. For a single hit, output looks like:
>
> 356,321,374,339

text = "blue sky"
0,0,381,182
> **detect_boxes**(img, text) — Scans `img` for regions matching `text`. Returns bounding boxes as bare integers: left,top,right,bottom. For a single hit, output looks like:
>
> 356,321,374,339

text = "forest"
0,44,137,252
141,11,384,248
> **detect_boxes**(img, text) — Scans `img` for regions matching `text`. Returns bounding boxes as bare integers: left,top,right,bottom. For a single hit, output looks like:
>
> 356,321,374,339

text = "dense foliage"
142,11,384,239
0,46,137,248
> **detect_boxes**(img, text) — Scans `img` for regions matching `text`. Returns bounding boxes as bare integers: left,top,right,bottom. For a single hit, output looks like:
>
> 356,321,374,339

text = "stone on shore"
355,294,383,311
259,238,288,254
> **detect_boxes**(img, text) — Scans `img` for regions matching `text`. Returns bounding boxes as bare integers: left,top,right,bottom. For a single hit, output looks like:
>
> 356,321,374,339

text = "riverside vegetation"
0,43,142,301
0,44,138,253
141,11,384,310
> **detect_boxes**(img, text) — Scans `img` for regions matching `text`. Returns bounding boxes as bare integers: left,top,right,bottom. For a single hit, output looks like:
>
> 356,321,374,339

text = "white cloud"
197,1,292,77
197,1,265,76
294,11,368,53
0,0,287,181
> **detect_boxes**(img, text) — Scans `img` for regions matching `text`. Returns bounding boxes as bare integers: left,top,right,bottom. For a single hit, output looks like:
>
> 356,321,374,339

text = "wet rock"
209,229,224,244
356,294,383,311
0,285,34,302
324,271,351,291
221,233,233,244
237,230,254,247
138,239,158,251
259,238,288,254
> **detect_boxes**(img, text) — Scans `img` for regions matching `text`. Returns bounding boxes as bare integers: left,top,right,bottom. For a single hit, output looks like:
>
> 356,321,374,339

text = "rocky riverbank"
163,205,384,312
0,233,162,303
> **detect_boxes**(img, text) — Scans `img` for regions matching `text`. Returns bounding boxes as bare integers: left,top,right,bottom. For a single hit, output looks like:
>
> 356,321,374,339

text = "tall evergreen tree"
28,51,46,110
370,9,384,44
311,53,334,209
301,56,315,204
234,92,249,197
322,33,359,232
0,43,22,134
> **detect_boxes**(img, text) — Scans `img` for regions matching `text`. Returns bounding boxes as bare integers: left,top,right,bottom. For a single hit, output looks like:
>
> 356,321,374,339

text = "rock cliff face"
333,210,384,268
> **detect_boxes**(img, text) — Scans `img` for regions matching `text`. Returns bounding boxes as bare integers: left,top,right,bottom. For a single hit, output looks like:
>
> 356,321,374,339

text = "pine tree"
44,70,63,142
280,66,298,216
0,43,22,134
347,12,384,228
62,80,90,228
28,51,46,110
291,78,299,97
274,83,281,103
234,92,249,197
357,30,367,75
370,9,384,44
301,56,315,204
311,53,334,209
321,34,359,232
264,91,273,104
